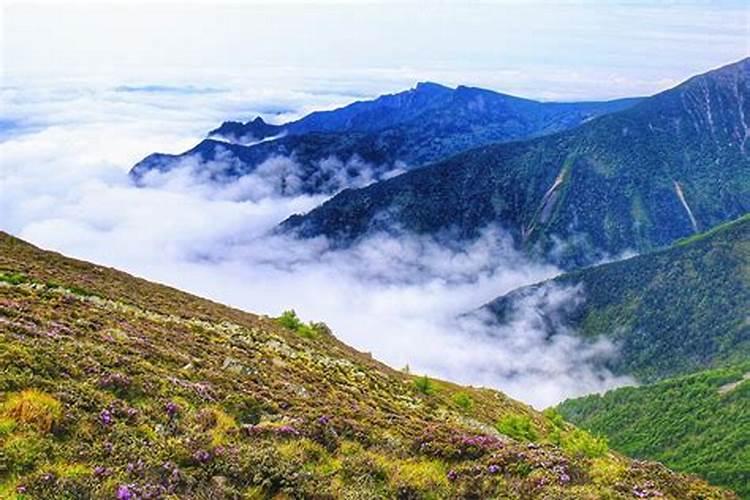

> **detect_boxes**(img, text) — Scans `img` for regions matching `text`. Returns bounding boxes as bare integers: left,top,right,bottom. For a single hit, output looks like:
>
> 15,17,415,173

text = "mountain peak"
414,81,451,93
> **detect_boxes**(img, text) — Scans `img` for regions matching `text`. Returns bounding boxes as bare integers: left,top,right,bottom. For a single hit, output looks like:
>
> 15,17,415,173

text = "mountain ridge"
282,58,750,267
478,214,749,382
130,82,642,196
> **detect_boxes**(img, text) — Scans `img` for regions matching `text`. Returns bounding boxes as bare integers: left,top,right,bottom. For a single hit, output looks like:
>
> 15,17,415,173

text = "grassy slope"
557,363,750,498
0,232,735,499
484,214,750,382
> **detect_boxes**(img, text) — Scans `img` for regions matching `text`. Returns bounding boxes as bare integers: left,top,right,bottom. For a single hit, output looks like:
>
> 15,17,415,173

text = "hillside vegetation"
557,364,750,498
0,233,735,498
483,214,750,382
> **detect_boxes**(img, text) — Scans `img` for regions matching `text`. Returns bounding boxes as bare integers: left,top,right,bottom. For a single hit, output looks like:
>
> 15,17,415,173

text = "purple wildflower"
116,485,133,500
632,488,648,499
487,464,500,474
93,466,109,477
276,425,300,436
99,409,113,426
317,415,331,425
165,401,180,418
535,476,549,487
553,464,571,485
98,373,131,390
447,469,458,481
458,434,502,449
192,449,212,463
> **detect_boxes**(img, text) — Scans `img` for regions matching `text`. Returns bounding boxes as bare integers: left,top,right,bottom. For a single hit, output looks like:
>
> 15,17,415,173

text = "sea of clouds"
0,79,633,408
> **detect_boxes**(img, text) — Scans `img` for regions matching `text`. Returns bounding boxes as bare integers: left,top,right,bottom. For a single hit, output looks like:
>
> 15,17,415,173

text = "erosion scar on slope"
718,372,750,395
522,166,568,241
673,181,699,233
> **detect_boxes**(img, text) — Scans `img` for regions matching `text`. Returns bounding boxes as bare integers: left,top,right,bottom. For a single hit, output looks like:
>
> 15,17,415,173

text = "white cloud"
137,147,407,202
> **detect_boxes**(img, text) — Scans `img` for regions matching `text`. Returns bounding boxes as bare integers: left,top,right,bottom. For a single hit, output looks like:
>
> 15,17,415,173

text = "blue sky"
3,0,748,100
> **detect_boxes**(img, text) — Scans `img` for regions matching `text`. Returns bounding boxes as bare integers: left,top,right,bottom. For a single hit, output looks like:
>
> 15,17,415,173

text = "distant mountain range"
209,81,641,146
130,82,641,196
283,58,750,267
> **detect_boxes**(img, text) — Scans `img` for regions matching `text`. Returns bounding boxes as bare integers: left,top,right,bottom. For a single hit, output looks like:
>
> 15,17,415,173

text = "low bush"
495,414,538,442
413,376,435,396
452,392,473,411
277,310,319,339
2,390,63,434
560,428,609,458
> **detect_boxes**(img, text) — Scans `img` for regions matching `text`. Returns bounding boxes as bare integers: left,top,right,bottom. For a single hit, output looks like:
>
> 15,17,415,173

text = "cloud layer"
138,147,407,202
0,81,633,408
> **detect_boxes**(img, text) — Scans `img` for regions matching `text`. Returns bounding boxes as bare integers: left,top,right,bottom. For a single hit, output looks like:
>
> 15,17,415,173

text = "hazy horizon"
3,1,749,102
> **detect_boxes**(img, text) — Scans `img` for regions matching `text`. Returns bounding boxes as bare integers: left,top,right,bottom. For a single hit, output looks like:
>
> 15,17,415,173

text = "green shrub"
223,394,263,425
495,414,538,442
0,417,17,436
1,433,52,475
543,408,565,428
67,285,94,297
193,406,238,447
452,392,473,411
387,458,448,497
589,457,626,485
560,428,609,458
0,272,27,285
278,309,303,330
413,376,435,396
277,310,319,338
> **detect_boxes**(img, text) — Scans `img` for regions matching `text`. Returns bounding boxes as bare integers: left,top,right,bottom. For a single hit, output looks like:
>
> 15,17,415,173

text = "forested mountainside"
283,58,750,268
130,83,640,196
481,214,749,382
557,363,750,498
484,216,750,497
0,232,736,498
